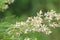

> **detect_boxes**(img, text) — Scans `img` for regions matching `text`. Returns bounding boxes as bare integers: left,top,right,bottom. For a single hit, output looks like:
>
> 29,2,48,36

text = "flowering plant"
0,0,14,11
6,10,60,40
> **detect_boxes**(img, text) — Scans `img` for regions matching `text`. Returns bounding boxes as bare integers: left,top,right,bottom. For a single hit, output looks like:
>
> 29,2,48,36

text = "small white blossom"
50,22,59,28
56,15,60,20
15,22,20,27
24,29,29,34
7,0,14,4
3,5,8,10
32,28,36,31
37,10,42,17
24,37,30,40
20,21,26,26
26,17,33,22
46,31,52,35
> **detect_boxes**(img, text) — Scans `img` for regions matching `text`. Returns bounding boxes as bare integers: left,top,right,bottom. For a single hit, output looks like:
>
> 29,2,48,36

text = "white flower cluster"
6,10,60,39
0,0,14,11
44,10,60,28
5,0,14,4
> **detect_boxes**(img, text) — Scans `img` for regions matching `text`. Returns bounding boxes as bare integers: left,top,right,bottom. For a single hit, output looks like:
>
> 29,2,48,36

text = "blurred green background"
8,0,60,16
0,0,60,40
0,0,60,19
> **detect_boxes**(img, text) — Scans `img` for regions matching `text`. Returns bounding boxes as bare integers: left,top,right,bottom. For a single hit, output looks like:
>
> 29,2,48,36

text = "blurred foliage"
0,0,60,18
8,0,60,16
